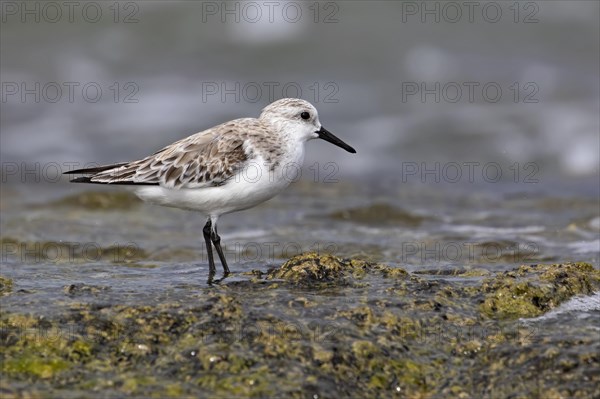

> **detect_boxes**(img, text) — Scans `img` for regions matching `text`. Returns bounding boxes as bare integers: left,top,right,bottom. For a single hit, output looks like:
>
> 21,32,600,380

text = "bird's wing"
88,121,254,189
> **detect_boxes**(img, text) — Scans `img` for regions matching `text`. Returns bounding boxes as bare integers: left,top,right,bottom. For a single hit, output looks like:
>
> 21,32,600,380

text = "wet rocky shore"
1,253,598,398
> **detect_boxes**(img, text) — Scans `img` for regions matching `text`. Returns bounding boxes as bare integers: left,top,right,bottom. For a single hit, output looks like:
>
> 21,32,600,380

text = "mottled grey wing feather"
89,123,252,189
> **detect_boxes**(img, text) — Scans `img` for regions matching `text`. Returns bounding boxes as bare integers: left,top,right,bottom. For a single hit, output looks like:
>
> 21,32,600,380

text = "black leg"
211,225,230,275
203,219,216,283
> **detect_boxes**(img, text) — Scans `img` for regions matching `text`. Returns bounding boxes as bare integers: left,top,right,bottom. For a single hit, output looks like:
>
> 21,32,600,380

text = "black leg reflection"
211,225,230,276
203,219,216,284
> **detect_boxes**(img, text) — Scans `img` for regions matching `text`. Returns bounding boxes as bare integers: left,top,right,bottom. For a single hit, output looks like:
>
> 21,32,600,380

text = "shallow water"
2,182,598,306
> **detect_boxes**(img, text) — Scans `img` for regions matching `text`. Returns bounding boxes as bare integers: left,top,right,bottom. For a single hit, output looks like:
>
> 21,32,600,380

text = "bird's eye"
300,112,310,120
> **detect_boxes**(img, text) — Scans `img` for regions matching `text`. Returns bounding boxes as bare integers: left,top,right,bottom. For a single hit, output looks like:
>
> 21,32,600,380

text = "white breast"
133,148,304,217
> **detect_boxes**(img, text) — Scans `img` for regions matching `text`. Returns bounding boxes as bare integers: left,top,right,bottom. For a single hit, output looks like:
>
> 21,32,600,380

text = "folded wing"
66,126,251,189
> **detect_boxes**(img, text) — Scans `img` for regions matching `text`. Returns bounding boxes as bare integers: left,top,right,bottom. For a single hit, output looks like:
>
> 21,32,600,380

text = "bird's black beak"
316,126,356,153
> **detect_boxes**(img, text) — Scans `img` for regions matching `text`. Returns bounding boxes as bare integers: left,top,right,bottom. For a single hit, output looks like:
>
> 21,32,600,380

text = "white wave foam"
567,240,600,254
528,292,600,322
446,225,545,235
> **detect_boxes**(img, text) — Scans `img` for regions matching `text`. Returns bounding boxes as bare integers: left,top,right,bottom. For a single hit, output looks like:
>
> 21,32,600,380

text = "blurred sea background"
1,1,598,177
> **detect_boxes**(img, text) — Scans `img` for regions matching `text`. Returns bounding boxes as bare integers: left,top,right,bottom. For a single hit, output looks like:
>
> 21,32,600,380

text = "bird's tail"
64,163,128,184
64,162,159,185
64,163,129,175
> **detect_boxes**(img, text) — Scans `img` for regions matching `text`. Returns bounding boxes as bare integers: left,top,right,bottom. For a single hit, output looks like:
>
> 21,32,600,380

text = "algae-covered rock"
0,275,13,296
1,258,598,398
63,284,110,297
480,262,600,319
268,252,345,283
266,252,407,284
0,314,73,379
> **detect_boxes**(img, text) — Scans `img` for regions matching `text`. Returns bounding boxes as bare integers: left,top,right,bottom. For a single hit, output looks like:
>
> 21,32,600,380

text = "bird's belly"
133,162,292,216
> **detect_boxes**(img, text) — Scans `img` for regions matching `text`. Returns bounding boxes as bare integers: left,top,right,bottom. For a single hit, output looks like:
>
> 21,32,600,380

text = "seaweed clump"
480,262,600,319
266,252,407,284
0,275,13,296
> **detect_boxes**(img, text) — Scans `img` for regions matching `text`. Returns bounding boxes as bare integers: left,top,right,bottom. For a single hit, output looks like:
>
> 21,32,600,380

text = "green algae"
0,275,13,296
266,252,408,284
1,254,598,398
0,314,73,379
480,262,600,319
267,252,348,283
3,356,70,379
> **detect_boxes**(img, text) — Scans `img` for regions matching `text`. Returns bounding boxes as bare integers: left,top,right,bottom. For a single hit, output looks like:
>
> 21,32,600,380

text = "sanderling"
65,98,356,282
